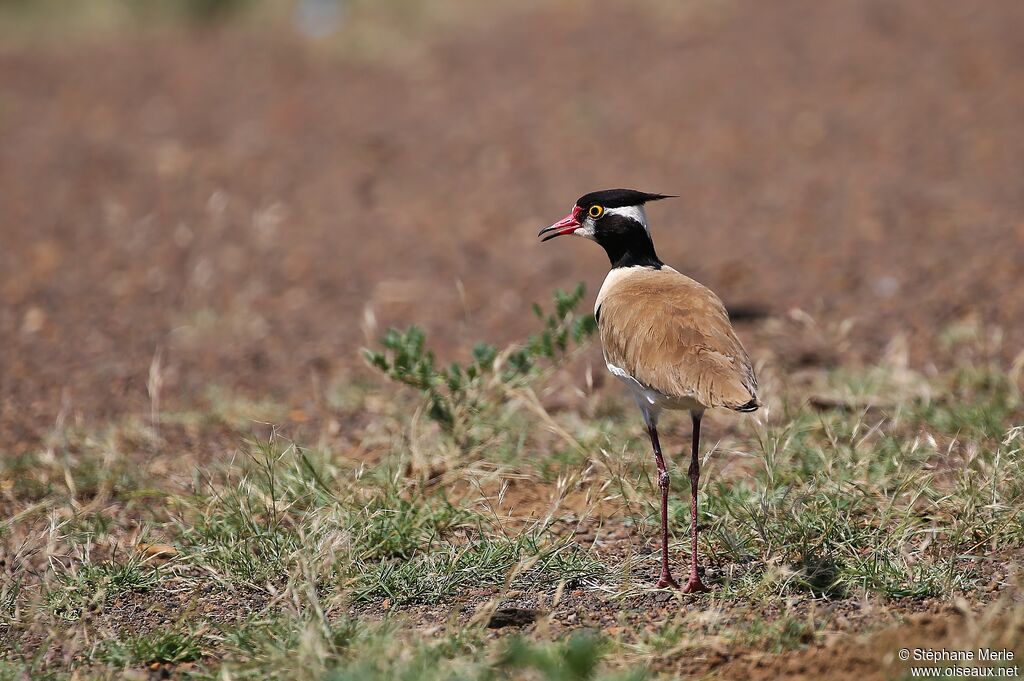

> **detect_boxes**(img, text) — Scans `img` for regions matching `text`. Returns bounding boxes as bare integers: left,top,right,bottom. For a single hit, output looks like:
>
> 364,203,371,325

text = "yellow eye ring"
588,205,604,219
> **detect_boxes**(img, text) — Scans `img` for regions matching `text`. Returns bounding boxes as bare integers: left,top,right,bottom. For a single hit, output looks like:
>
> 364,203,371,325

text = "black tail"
733,398,760,413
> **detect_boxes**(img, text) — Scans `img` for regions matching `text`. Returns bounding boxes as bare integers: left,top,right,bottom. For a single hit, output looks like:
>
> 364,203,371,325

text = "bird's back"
596,266,759,412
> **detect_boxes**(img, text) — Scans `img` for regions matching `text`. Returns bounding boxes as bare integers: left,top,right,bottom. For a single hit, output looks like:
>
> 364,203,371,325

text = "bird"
539,188,759,592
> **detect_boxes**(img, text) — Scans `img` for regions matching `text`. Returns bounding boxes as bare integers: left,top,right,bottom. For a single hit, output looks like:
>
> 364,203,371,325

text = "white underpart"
604,205,649,235
607,359,705,428
606,360,667,428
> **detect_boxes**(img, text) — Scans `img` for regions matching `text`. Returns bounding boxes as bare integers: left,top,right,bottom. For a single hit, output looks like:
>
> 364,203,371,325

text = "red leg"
647,425,679,589
682,411,709,593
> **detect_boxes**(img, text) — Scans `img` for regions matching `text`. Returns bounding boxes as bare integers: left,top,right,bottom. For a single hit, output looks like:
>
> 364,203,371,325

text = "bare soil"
3,1,1024,455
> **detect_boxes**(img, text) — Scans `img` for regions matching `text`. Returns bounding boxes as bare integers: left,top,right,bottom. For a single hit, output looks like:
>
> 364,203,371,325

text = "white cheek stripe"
604,205,649,234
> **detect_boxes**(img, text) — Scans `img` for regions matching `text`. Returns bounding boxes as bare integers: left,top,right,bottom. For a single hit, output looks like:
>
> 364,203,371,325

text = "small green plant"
350,531,608,605
497,632,645,681
364,284,597,435
45,558,161,621
346,490,477,562
97,630,206,667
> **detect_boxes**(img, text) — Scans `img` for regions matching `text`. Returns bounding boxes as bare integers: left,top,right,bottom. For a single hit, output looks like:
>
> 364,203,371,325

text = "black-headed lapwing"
539,188,759,592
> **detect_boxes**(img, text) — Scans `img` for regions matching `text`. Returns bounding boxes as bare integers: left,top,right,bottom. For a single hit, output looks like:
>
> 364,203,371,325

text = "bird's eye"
588,205,604,219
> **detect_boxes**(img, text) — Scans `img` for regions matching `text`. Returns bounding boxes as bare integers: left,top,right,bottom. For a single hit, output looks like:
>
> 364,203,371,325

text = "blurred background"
2,0,1022,452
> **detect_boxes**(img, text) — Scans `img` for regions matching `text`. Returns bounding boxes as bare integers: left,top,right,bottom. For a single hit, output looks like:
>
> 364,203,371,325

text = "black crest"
574,188,675,210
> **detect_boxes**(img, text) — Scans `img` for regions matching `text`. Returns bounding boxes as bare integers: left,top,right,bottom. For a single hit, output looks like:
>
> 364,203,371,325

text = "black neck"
599,229,663,269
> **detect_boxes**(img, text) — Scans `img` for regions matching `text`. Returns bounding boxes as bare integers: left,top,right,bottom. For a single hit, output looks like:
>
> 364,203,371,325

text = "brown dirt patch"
3,0,1024,456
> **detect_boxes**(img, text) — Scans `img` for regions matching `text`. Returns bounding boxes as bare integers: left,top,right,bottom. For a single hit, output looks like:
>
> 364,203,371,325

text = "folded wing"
598,268,759,411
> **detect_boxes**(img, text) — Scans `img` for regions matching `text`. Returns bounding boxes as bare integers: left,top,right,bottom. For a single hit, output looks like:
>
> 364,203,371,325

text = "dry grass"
1,292,1022,679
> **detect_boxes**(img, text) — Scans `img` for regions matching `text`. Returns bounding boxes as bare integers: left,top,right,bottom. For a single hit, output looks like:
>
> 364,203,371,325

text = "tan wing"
597,268,759,411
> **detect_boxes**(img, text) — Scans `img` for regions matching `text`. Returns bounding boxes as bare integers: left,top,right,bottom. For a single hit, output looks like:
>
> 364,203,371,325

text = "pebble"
136,543,178,559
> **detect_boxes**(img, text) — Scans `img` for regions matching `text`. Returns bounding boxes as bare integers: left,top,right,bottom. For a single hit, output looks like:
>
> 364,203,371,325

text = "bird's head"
538,188,674,268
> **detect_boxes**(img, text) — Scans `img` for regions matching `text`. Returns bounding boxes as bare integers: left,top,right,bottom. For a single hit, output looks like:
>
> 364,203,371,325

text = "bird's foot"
656,573,680,589
681,577,709,594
